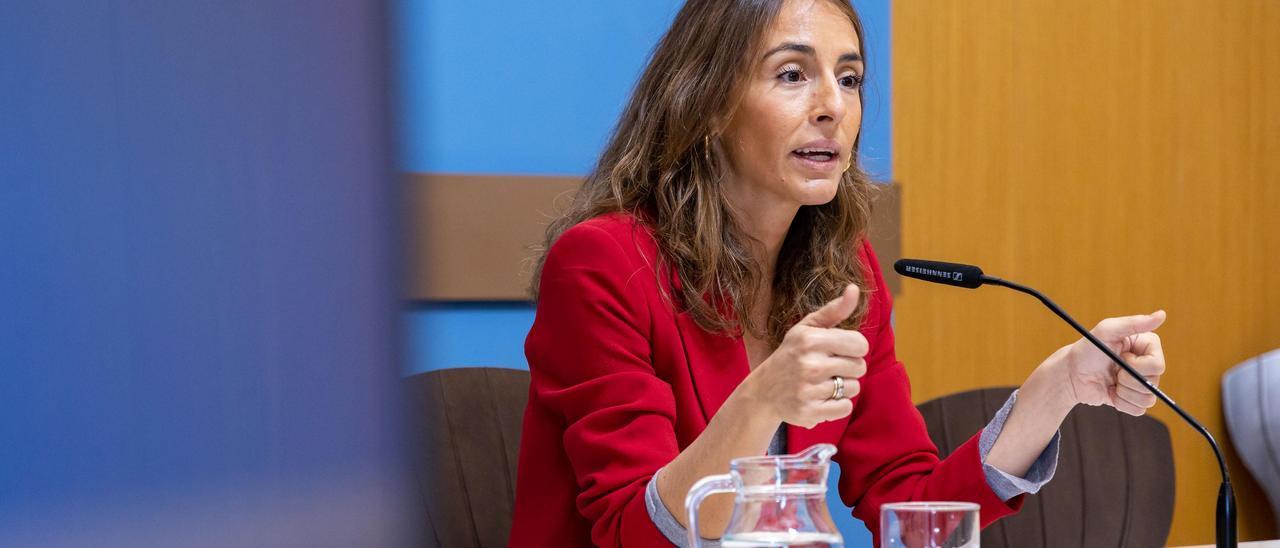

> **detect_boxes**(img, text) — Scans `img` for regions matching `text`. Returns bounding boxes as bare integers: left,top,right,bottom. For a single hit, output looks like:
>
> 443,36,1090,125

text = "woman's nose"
811,77,846,125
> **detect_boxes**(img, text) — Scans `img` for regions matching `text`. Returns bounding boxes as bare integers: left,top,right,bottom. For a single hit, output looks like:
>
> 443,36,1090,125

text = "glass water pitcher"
685,443,843,547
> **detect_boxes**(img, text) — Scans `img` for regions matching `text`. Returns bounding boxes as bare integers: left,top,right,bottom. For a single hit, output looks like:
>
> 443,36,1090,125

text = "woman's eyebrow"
761,42,863,64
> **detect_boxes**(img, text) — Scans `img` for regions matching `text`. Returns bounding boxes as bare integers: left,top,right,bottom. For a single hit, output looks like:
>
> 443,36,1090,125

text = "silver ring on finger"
829,376,845,400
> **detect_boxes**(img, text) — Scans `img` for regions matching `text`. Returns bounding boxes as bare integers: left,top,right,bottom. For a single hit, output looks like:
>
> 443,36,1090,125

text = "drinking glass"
879,502,979,548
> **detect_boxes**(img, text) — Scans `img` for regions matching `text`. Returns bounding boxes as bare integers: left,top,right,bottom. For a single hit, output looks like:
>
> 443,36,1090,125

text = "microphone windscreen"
894,259,985,289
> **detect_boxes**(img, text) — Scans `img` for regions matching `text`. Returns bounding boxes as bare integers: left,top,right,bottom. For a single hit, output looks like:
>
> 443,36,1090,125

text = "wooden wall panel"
406,174,902,301
404,173,582,301
893,1,1280,544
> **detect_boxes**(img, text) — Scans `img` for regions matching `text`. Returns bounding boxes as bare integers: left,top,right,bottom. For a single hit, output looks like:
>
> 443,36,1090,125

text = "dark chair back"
403,367,530,548
916,386,1175,547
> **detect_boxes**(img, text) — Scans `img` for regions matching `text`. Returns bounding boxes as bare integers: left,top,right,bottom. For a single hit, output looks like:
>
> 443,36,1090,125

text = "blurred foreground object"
0,1,415,545
1224,350,1280,532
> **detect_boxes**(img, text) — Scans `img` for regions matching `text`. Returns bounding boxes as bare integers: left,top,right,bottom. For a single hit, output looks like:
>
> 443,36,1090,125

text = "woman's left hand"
985,310,1167,477
1055,310,1168,416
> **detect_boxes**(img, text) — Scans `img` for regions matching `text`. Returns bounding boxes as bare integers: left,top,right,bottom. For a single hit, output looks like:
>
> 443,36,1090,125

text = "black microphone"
893,259,985,289
894,258,1237,548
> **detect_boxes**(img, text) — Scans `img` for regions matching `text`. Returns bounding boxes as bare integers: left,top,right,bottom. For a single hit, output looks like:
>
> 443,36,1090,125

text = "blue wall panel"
852,0,893,182
396,0,685,175
406,303,536,371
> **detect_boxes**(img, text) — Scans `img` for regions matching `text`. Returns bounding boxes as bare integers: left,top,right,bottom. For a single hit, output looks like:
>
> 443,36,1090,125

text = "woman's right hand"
742,283,869,429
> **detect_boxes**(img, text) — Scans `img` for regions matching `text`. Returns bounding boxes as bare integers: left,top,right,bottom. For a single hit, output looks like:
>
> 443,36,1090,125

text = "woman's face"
718,0,864,210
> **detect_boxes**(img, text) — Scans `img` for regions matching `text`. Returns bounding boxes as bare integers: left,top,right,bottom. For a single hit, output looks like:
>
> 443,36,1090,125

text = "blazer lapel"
673,309,749,424
667,267,750,424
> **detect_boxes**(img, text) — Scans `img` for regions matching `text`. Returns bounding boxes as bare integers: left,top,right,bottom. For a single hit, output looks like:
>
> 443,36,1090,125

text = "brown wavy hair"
531,0,876,347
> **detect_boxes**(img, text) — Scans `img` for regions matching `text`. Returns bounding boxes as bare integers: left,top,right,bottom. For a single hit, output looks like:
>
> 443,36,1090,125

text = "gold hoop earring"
704,135,713,165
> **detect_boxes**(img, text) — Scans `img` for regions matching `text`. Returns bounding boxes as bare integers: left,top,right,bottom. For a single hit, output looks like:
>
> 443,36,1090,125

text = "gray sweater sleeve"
645,467,709,547
978,389,1062,501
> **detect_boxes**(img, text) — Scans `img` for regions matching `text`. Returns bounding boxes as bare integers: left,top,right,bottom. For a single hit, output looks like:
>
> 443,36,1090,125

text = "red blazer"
510,212,1021,547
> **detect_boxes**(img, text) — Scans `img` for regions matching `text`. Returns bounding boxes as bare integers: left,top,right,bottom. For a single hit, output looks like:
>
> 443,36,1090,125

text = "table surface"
1171,541,1280,548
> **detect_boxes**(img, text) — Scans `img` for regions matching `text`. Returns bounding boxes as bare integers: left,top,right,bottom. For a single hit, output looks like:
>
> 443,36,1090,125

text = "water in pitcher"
719,481,840,547
720,531,843,547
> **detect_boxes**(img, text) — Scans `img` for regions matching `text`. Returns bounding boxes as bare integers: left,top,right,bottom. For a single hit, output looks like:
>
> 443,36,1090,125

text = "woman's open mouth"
791,148,839,172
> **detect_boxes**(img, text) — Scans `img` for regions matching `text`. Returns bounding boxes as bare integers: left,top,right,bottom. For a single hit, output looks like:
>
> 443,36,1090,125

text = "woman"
510,0,1167,546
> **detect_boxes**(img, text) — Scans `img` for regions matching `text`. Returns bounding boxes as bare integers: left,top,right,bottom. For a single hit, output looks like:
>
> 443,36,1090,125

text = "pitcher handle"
684,473,735,548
